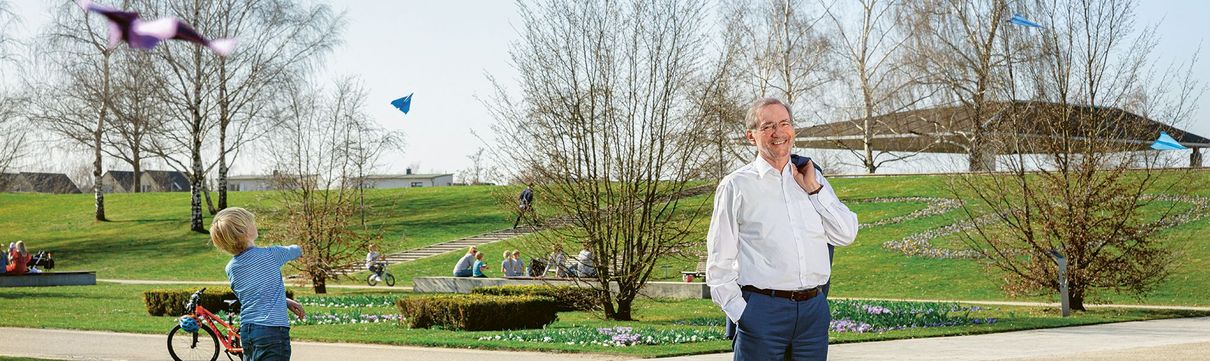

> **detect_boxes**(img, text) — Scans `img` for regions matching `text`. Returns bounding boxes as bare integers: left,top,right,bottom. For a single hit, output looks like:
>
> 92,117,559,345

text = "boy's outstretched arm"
286,298,306,320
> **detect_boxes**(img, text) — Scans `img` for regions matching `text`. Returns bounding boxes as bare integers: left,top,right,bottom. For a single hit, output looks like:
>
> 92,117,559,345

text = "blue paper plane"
1150,131,1187,150
1008,14,1042,28
390,93,413,115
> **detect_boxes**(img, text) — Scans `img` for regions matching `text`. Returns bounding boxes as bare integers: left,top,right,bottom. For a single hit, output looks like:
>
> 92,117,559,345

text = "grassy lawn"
0,185,515,281
3,171,1210,357
0,283,1204,358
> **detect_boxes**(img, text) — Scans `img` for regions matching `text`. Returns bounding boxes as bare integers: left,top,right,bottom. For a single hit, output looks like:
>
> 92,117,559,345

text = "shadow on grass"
0,290,96,300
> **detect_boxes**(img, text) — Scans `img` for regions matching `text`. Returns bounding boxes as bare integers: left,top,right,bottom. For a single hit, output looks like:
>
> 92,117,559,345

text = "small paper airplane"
1008,14,1043,28
1150,131,1187,150
390,93,413,115
77,0,236,56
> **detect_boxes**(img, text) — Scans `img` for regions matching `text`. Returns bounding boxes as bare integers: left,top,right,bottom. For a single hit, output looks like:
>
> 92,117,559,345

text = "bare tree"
0,95,26,177
951,0,1203,311
30,0,125,221
459,147,496,185
263,77,386,294
726,0,836,122
0,0,25,177
103,51,166,192
488,0,712,320
904,0,1015,171
208,0,344,211
824,0,932,173
344,111,404,228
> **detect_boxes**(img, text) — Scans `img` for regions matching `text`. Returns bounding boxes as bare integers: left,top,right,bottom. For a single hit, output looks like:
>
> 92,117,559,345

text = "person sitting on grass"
453,246,478,277
549,243,568,278
5,240,32,274
472,252,488,278
569,243,596,278
510,250,525,277
210,207,306,361
500,250,514,276
0,242,8,274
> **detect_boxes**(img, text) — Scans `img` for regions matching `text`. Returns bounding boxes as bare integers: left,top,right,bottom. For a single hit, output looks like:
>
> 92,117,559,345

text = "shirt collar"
750,156,787,179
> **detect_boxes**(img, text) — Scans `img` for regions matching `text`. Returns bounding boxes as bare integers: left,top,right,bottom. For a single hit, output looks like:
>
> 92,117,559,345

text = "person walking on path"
706,97,859,361
513,185,534,229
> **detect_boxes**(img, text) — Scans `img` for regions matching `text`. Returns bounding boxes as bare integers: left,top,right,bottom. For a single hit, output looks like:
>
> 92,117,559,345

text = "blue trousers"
732,289,830,361
453,269,473,277
240,324,291,361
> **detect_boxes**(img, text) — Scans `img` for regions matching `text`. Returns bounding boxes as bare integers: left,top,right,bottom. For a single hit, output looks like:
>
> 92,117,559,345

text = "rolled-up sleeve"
808,173,858,246
706,180,746,322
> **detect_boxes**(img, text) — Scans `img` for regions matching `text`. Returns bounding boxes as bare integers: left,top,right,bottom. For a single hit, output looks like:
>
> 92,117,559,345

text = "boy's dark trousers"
240,323,291,361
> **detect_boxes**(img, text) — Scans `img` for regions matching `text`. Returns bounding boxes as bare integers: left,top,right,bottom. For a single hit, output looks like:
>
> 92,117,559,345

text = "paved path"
654,317,1210,361
0,327,627,361
6,317,1209,360
332,227,538,276
98,278,413,291
832,296,1210,312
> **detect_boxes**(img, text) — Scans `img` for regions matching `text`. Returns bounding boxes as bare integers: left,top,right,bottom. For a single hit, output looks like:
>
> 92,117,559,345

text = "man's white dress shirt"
706,157,859,322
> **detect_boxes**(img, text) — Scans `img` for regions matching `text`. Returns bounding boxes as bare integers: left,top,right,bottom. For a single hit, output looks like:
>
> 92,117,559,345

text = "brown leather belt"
742,285,820,302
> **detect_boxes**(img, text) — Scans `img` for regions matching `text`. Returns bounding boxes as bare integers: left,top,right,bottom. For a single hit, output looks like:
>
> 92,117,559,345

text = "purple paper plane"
77,0,236,56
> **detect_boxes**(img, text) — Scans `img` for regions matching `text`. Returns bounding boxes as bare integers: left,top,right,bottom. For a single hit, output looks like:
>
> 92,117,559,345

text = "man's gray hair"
745,97,793,130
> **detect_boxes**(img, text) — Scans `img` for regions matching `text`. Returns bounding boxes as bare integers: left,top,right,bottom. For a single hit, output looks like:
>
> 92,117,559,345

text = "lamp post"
1048,249,1070,317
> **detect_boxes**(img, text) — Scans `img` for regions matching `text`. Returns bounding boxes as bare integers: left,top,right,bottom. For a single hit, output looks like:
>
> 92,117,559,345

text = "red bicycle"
167,288,242,361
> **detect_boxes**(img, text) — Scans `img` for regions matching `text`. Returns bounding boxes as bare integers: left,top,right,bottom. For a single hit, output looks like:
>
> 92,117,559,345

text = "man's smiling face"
747,103,795,162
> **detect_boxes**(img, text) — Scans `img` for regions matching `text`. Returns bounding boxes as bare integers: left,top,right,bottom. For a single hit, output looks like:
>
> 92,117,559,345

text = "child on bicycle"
211,207,305,361
366,244,386,282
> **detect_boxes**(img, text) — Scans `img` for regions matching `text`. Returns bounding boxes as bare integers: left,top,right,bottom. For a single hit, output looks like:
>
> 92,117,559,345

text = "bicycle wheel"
366,273,379,286
384,273,396,287
167,324,219,361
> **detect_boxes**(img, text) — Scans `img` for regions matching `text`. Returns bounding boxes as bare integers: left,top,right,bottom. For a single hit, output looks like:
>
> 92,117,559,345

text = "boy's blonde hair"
211,207,257,255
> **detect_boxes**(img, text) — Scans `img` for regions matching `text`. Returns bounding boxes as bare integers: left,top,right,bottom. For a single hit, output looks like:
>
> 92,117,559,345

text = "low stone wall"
413,276,709,299
0,271,97,287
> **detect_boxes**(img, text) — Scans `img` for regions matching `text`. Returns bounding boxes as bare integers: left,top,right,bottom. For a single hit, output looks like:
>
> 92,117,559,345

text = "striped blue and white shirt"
226,245,302,327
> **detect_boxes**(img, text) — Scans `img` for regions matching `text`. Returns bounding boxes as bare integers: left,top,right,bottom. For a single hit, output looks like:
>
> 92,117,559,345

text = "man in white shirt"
706,97,859,360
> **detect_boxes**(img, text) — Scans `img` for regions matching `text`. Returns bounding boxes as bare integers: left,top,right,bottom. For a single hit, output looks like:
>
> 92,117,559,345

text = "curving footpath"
4,317,1210,360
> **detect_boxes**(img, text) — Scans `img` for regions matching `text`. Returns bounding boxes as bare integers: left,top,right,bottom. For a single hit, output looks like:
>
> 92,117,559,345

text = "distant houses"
228,168,454,191
100,170,190,193
353,169,455,189
227,174,276,192
0,172,82,194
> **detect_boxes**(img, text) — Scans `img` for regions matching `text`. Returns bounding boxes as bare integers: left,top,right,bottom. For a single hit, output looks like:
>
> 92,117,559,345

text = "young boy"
210,207,305,361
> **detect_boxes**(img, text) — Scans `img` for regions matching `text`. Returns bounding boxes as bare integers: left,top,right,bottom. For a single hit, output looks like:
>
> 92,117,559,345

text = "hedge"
143,287,295,316
471,285,598,312
396,294,558,331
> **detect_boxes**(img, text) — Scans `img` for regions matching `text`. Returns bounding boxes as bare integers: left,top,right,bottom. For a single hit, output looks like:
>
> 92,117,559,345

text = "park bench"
0,271,96,287
681,255,706,282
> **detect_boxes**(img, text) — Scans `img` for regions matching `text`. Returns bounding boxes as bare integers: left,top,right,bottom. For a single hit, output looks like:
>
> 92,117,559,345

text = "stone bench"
0,271,97,287
413,276,709,299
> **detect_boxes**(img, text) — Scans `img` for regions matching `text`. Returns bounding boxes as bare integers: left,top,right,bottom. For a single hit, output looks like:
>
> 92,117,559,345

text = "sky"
5,0,1209,177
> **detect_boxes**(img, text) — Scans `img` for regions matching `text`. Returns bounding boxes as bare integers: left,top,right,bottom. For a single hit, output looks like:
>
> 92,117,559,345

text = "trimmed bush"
143,287,295,316
471,285,598,312
396,294,558,331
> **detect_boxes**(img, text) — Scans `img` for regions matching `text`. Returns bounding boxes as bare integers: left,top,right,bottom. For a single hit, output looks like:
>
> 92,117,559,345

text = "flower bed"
293,310,401,326
296,295,397,308
829,299,996,333
880,195,1210,259
478,326,725,347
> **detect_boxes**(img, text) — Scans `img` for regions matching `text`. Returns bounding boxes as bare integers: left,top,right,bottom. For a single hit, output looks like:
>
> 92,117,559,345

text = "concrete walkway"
654,317,1210,361
5,317,1209,360
98,278,414,291
0,327,626,361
